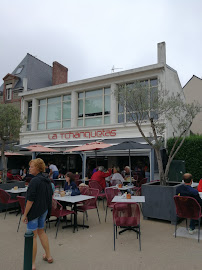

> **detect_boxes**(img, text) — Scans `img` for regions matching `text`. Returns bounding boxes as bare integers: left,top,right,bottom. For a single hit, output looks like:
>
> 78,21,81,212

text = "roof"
183,75,202,88
0,53,52,92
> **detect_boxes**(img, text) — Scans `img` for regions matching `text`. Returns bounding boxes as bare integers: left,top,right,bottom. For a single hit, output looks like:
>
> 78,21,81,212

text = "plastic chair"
113,202,141,251
89,180,106,209
0,189,19,219
133,178,147,192
17,196,25,232
75,180,82,187
50,199,76,238
105,187,119,222
13,175,23,181
174,195,202,242
110,179,122,186
79,186,89,195
77,188,101,226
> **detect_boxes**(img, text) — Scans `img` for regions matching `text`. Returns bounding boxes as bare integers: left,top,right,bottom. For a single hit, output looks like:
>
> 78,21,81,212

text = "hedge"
167,135,202,182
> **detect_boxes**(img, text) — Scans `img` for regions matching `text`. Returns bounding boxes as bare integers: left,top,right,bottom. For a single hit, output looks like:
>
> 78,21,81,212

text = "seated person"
176,173,202,234
91,166,112,189
64,172,80,196
20,166,27,179
111,166,124,183
121,166,132,180
7,169,14,180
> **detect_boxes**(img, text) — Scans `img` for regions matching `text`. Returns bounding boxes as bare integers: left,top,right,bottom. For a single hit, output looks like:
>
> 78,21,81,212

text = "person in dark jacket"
22,158,53,270
176,173,202,234
64,172,80,196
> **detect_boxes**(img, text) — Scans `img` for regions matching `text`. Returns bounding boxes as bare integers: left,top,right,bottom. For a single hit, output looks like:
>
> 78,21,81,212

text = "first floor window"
78,87,111,127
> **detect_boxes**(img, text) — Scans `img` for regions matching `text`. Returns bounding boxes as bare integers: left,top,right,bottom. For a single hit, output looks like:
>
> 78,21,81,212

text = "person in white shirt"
48,162,59,179
111,166,124,183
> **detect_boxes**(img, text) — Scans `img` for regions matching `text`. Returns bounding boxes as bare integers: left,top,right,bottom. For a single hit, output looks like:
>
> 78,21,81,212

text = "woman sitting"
64,172,80,196
111,166,124,183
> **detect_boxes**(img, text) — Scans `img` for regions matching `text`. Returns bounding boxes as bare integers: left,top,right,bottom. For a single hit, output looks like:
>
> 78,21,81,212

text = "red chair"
0,189,19,219
79,186,89,195
75,180,82,187
133,178,147,192
13,175,23,181
17,196,25,232
77,188,101,226
105,187,119,222
174,195,202,242
74,174,80,180
113,202,141,251
50,199,76,238
89,180,106,209
110,179,122,186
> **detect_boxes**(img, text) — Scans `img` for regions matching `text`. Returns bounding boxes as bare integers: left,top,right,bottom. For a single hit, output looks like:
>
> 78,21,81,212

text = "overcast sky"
1,0,202,87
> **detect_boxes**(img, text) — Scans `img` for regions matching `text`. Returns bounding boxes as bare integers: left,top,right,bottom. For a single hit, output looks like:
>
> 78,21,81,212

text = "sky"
1,0,202,87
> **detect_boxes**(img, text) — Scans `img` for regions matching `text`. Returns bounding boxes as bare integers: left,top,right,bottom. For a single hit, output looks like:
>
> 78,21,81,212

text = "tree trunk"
154,148,166,185
1,140,7,184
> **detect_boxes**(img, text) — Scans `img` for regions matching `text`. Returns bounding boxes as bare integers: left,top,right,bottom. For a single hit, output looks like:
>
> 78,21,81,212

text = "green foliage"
167,135,202,181
0,103,23,142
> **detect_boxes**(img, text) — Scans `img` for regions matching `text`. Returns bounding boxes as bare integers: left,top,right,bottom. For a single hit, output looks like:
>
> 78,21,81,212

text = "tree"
0,104,24,183
114,81,200,185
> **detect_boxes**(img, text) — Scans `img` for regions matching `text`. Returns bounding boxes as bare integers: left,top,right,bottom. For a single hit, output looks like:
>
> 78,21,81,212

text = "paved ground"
0,202,202,270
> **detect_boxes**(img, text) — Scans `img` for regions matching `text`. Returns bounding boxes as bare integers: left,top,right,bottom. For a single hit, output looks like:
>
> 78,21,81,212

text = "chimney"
52,61,68,86
157,42,166,65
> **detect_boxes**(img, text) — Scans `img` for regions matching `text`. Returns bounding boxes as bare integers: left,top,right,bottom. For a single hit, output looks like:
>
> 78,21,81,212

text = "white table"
191,182,198,188
112,195,145,203
6,187,27,194
199,192,202,199
53,194,95,230
114,184,134,191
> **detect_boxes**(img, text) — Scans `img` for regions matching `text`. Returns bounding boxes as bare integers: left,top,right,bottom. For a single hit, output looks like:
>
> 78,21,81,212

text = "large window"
38,95,71,130
78,87,111,127
27,101,32,131
118,78,158,123
6,84,12,100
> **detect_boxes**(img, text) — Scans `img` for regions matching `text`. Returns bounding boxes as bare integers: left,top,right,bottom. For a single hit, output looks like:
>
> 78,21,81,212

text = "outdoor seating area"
1,195,202,270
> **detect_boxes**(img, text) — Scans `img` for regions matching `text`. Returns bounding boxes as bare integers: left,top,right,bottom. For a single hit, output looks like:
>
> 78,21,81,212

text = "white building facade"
19,42,182,150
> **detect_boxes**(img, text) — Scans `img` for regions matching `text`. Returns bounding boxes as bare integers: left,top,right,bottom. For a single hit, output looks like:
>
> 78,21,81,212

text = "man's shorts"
27,210,48,231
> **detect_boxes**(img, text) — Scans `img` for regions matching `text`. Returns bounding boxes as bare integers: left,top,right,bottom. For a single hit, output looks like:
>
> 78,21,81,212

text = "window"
6,84,12,100
27,101,32,131
37,95,71,130
15,66,23,75
78,87,111,127
118,78,158,123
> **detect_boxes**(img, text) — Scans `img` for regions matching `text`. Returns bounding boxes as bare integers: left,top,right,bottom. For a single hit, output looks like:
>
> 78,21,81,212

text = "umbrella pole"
95,150,97,167
129,149,132,185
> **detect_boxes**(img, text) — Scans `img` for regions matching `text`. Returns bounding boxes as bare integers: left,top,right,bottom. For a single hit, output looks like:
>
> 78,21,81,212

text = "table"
112,195,145,203
191,182,198,188
53,178,66,187
5,187,28,194
53,194,95,231
114,184,134,192
199,192,202,199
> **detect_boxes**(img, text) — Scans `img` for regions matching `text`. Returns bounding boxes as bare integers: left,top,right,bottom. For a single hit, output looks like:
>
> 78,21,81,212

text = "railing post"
23,230,33,270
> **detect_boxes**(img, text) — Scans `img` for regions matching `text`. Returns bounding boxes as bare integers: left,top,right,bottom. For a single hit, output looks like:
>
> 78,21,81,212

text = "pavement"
0,202,202,270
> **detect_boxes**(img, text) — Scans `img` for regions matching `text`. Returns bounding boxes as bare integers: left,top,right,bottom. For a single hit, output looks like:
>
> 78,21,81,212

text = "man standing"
48,161,59,179
176,173,202,234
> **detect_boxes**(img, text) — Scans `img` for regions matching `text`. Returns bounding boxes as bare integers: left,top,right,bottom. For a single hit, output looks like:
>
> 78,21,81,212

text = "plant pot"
142,181,183,224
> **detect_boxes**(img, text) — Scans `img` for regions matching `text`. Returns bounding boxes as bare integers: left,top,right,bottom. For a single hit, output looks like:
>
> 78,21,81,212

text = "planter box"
142,181,183,224
0,181,25,212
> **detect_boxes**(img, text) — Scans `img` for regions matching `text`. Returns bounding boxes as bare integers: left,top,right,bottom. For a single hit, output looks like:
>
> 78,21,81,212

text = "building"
183,75,202,134
19,42,183,175
0,54,68,112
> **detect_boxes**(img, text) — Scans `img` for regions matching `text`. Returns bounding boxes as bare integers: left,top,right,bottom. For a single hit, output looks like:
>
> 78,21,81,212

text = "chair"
110,179,122,186
174,195,202,242
105,187,119,222
89,180,106,209
77,188,101,226
0,189,19,219
13,175,22,181
75,180,82,187
74,174,80,181
133,178,147,192
17,196,25,232
113,202,141,251
50,199,76,238
79,185,89,195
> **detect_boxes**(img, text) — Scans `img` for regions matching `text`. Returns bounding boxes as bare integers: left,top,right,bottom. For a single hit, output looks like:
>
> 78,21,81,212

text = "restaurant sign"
48,129,117,140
